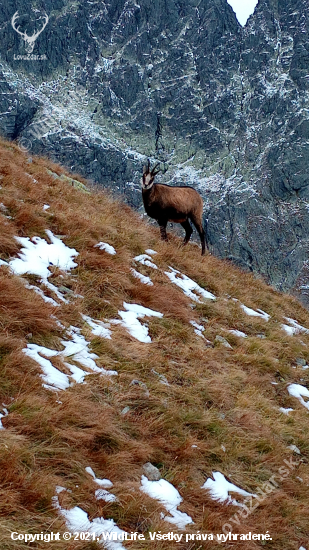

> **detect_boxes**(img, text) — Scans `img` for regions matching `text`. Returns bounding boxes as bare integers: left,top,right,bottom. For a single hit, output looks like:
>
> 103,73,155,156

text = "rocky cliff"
0,0,309,303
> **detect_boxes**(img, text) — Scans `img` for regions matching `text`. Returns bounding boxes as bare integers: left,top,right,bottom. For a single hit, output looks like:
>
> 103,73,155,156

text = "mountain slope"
1,0,309,303
0,139,309,549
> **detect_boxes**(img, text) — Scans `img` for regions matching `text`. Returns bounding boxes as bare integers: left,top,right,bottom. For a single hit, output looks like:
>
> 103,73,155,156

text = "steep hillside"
0,140,309,549
1,0,309,302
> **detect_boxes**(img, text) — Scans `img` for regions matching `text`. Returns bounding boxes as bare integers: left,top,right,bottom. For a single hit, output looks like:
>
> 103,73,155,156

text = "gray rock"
129,379,149,396
205,339,213,347
295,358,307,367
143,462,161,481
215,336,233,349
59,285,74,295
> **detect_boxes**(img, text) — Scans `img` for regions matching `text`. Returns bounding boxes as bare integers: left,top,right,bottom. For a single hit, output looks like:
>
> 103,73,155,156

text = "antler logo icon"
11,11,49,54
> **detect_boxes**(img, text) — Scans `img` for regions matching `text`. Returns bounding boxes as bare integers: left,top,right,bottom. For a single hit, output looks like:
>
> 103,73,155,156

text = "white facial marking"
142,173,154,189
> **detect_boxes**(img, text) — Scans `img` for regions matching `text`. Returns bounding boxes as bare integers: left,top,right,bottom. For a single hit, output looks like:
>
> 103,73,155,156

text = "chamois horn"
151,162,161,176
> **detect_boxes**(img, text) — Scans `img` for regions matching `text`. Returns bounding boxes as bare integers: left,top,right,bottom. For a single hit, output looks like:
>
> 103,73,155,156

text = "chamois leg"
200,228,206,256
180,220,193,245
158,220,168,241
191,218,206,256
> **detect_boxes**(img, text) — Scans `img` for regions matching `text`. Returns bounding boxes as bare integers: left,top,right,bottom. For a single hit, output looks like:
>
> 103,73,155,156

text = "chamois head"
142,159,161,190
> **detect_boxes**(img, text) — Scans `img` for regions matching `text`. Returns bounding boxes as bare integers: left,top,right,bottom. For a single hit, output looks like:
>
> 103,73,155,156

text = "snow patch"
190,320,206,338
25,283,59,306
140,475,193,529
0,407,9,429
288,384,309,411
10,231,78,279
228,329,247,338
95,489,117,502
240,304,270,321
131,268,153,286
288,445,301,454
53,493,127,549
114,302,163,343
94,242,116,255
23,344,70,391
133,254,158,269
282,318,309,336
165,267,216,302
82,314,112,339
279,407,294,415
202,472,255,506
23,324,117,391
44,280,69,303
64,362,88,384
61,326,117,375
85,467,113,488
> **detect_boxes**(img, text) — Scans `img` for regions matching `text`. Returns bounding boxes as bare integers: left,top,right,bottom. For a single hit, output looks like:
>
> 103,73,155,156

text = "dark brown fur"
142,161,206,255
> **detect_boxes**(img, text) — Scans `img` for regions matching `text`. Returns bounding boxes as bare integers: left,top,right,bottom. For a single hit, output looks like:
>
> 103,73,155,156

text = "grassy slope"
0,138,308,550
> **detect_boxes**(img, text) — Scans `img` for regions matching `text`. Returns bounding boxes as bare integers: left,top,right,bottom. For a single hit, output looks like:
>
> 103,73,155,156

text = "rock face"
0,0,309,303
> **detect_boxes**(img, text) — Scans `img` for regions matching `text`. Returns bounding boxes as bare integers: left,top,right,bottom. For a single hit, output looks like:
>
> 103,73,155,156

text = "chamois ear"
143,158,150,174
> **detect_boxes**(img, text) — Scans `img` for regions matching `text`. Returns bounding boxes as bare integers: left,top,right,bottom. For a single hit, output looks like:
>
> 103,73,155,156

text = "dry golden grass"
0,137,308,549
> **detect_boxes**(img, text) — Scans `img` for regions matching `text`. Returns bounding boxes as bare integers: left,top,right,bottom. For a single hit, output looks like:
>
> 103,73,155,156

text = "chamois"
141,160,206,255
